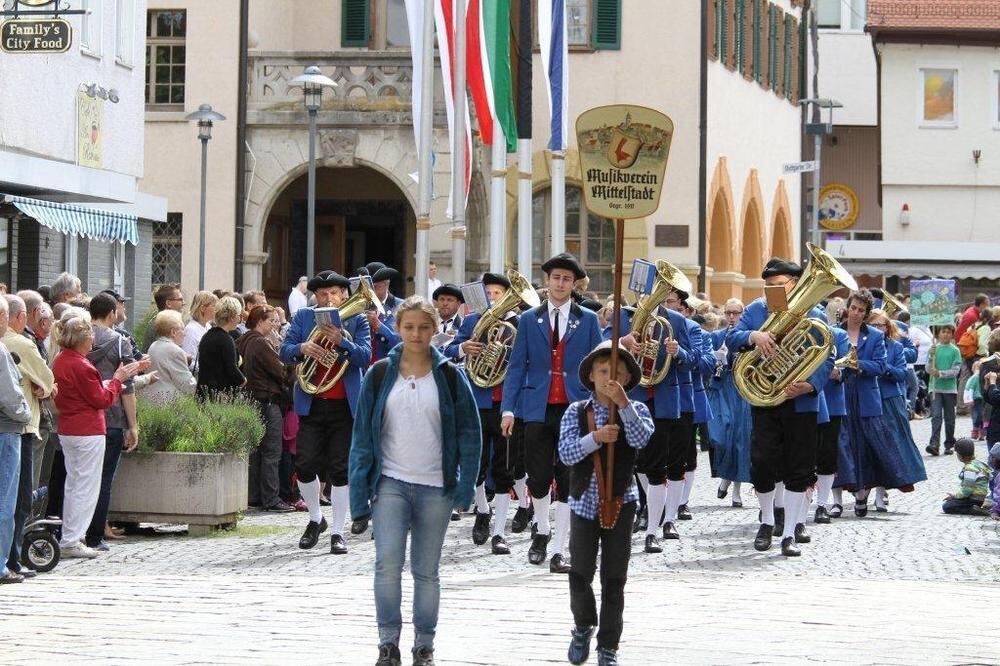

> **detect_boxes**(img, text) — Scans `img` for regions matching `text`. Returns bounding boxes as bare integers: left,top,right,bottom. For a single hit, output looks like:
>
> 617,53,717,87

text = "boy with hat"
725,257,833,555
280,270,372,555
559,341,653,666
501,254,603,572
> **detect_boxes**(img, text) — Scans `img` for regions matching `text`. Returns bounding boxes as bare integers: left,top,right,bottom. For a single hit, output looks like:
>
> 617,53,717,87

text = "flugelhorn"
465,269,540,388
630,260,693,387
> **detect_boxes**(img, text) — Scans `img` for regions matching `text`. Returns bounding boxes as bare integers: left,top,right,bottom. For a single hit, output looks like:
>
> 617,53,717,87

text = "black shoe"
299,517,328,549
829,503,843,518
925,444,940,456
9,567,36,579
773,507,785,536
330,533,348,555
472,510,491,545
376,644,402,666
530,522,538,538
854,502,868,518
794,523,811,544
633,506,648,534
661,521,679,540
511,505,533,533
320,495,331,507
717,485,728,499
754,524,773,551
351,517,369,535
732,498,743,508
263,500,295,513
491,534,510,555
412,646,435,666
549,553,571,574
597,647,620,666
814,506,831,524
528,531,550,565
677,503,692,520
781,536,801,557
875,505,888,513
450,510,461,521
644,534,662,553
944,447,954,455
486,488,496,503
567,625,595,665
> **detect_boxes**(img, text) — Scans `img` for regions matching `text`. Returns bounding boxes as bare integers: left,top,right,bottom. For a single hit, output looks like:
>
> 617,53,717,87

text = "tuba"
630,260,693,387
465,269,540,388
296,276,384,395
879,290,908,318
733,243,858,407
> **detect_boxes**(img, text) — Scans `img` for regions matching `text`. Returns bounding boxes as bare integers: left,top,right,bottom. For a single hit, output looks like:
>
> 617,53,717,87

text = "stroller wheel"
22,530,60,573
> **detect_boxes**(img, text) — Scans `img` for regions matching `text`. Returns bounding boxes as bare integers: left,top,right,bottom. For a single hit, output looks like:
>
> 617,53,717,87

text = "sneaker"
375,643,402,666
412,646,435,666
61,542,99,559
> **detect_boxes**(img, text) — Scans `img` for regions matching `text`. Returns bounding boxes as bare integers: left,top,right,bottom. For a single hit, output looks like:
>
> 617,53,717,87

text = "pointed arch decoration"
706,156,742,302
739,169,767,301
770,178,794,261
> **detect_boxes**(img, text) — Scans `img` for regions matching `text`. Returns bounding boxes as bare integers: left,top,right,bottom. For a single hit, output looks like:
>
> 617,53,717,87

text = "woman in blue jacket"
707,299,751,508
348,297,481,666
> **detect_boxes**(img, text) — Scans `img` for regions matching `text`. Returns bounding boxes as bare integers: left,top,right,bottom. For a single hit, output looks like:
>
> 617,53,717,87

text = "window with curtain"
566,0,591,46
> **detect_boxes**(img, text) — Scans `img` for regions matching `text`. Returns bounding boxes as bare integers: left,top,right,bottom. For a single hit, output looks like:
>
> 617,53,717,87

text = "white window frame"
817,0,867,33
80,0,103,58
917,66,959,129
993,70,1000,131
115,0,134,67
113,241,126,294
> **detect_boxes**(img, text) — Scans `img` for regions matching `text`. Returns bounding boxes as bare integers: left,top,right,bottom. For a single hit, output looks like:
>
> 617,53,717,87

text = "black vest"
568,400,638,501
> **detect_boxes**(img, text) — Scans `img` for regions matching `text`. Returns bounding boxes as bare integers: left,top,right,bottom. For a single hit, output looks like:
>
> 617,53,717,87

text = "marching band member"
432,283,464,340
280,270,372,555
501,254,602,573
726,259,833,557
813,326,849,522
366,263,403,365
446,273,523,554
678,301,716,520
709,299,752,508
559,341,653,666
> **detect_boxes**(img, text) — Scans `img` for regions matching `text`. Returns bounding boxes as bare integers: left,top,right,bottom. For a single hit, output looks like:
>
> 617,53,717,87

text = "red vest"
547,336,569,405
491,384,503,403
315,363,348,400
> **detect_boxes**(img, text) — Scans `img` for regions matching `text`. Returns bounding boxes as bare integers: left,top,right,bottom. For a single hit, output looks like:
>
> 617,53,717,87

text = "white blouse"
380,371,443,487
182,320,209,361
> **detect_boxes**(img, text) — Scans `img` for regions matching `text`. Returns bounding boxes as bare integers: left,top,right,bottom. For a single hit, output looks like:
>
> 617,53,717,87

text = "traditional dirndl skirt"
708,371,752,483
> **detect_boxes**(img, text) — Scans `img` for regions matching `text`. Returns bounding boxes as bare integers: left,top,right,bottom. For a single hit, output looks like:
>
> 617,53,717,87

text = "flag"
405,0,428,159
511,0,532,140
466,0,494,146
483,0,517,152
434,0,473,218
538,0,568,151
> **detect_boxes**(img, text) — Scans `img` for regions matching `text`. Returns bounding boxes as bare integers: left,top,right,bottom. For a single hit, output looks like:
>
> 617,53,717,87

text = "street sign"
783,160,818,174
0,18,71,53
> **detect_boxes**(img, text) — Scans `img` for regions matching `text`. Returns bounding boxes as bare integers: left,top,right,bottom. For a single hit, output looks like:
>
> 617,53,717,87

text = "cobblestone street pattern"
3,416,999,663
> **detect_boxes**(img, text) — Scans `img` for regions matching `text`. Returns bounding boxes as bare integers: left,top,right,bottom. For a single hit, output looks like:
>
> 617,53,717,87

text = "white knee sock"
552,502,571,556
758,490,775,526
637,473,649,495
682,472,696,506
474,483,489,514
874,487,887,509
492,493,511,537
732,481,742,501
297,478,323,523
515,477,530,508
798,491,811,527
781,491,804,538
773,481,785,509
815,474,834,510
664,480,684,522
645,484,667,536
719,479,732,493
330,484,350,536
833,488,843,506
533,494,551,534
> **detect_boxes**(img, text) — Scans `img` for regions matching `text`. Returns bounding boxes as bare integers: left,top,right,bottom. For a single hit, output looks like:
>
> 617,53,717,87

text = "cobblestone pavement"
2,415,999,664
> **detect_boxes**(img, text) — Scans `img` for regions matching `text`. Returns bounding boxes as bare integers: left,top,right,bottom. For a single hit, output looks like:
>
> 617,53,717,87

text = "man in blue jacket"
364,262,404,366
500,254,603,573
725,258,834,557
281,270,372,555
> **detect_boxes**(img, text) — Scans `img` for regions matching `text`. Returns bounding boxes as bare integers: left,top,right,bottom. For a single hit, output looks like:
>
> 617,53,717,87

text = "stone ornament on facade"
319,129,357,167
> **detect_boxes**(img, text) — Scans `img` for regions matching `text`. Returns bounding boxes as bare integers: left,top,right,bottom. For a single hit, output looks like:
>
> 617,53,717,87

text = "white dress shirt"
548,300,572,343
288,288,308,318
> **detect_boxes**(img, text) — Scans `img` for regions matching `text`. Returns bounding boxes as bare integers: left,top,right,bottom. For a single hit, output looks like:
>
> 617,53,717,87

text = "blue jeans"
6,434,32,571
0,432,22,577
372,475,454,650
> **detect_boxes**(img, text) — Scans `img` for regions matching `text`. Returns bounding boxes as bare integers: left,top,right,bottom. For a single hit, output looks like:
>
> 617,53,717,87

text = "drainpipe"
698,0,708,293
234,0,249,291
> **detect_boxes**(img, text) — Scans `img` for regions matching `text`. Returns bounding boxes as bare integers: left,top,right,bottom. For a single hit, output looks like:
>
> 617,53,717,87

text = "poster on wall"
910,279,956,328
77,90,103,169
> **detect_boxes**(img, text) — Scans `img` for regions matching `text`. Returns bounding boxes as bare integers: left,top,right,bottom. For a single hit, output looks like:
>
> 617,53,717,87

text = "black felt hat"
482,272,511,289
541,253,587,280
363,262,399,283
432,283,464,302
578,340,643,393
761,258,803,280
307,270,351,292
579,298,603,313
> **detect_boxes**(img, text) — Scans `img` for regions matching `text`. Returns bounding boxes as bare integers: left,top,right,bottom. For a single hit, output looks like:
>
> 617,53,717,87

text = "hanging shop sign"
818,183,860,231
1,18,71,53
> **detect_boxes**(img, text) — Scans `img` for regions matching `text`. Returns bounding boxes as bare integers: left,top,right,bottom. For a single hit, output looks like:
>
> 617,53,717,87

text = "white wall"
880,43,1000,243
0,0,146,181
817,30,877,126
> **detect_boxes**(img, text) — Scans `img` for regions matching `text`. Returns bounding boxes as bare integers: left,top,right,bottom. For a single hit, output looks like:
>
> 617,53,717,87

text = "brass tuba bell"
630,260,693,387
465,269,540,388
732,243,858,407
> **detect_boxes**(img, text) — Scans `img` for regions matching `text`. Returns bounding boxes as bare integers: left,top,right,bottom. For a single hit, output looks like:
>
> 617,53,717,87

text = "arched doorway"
260,166,414,301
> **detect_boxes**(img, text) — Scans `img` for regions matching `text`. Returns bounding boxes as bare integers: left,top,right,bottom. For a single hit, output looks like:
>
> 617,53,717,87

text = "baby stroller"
21,488,61,573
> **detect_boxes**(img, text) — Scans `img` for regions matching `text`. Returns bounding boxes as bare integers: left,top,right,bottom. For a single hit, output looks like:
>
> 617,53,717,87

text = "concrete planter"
109,452,248,535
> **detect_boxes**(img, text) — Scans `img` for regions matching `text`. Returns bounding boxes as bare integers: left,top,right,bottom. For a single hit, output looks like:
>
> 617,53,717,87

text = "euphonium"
296,276,384,394
880,291,908,318
630,260,693,387
465,269,540,388
733,243,858,407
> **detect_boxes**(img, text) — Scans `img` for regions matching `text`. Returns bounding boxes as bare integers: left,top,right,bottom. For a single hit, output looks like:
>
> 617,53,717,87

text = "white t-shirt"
427,277,442,301
380,372,443,487
288,288,308,317
910,325,934,366
182,320,209,360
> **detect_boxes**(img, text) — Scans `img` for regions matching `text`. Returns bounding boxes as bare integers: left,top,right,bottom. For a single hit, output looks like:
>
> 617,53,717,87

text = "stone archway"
706,157,742,303
770,179,794,260
739,170,767,301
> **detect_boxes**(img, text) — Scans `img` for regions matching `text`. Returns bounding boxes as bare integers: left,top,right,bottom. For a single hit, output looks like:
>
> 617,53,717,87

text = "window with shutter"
733,0,744,72
790,17,800,103
753,0,762,83
708,0,718,60
768,6,778,92
718,0,728,65
592,0,622,50
775,8,785,97
342,0,371,47
759,1,769,89
783,16,794,100
742,0,753,79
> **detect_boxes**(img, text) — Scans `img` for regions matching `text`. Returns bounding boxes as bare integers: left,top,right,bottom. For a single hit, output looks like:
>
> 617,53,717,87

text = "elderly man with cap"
280,270,372,555
364,262,404,365
500,253,603,573
288,276,309,318
725,257,833,556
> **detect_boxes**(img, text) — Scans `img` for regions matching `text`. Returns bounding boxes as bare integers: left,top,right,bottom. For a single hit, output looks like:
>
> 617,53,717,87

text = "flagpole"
489,121,507,272
517,138,532,277
550,151,565,254
451,0,468,284
415,0,435,298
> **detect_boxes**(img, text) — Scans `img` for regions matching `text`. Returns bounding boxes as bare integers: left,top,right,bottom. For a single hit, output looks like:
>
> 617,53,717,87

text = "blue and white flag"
538,0,568,151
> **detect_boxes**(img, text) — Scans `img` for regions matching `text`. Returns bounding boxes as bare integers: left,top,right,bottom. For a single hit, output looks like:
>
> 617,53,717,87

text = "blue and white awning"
3,194,139,245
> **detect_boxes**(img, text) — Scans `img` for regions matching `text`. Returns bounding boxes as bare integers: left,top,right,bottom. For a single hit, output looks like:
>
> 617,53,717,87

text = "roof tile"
868,0,1000,31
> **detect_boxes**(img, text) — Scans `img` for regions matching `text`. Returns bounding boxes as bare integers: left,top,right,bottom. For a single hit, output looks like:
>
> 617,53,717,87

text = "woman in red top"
52,314,140,559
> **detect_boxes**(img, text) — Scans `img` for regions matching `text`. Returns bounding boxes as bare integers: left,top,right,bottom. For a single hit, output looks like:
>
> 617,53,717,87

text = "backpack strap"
370,358,391,397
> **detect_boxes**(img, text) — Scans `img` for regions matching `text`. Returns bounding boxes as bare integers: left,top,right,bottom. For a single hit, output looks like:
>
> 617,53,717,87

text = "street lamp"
799,97,842,248
289,65,337,278
185,103,226,290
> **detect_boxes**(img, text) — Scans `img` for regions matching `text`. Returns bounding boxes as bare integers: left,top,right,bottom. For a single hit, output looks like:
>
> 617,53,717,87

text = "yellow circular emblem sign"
818,184,859,231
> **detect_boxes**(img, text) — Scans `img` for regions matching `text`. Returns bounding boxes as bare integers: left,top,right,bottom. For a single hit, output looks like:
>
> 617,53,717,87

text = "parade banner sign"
576,105,673,220
910,279,956,327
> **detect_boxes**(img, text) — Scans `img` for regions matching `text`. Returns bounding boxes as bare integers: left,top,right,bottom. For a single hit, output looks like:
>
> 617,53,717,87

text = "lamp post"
185,103,226,290
289,65,337,278
799,97,842,249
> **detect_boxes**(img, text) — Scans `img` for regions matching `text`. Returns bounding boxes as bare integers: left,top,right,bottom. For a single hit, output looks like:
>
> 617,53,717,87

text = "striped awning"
3,194,139,245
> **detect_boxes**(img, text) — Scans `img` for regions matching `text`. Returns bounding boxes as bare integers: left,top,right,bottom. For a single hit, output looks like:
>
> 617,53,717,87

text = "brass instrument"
733,243,858,407
834,344,859,372
465,269,540,388
880,291,908,318
630,260,693,387
296,276,384,395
